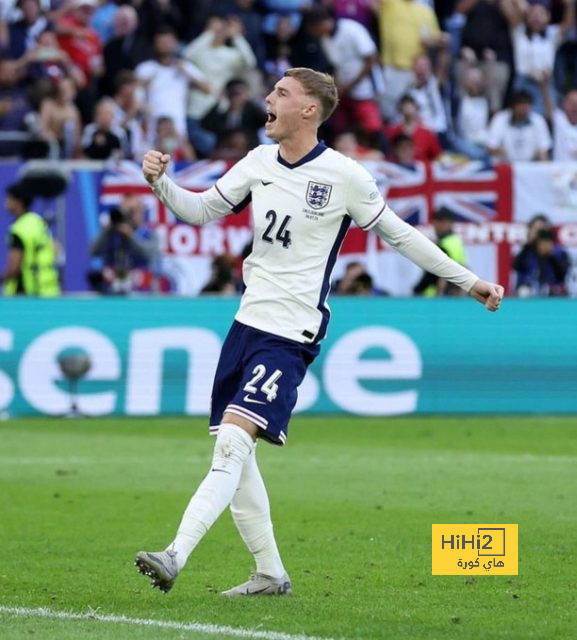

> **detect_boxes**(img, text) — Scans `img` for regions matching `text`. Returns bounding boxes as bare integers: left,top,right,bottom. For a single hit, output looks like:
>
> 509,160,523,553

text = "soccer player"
136,67,504,596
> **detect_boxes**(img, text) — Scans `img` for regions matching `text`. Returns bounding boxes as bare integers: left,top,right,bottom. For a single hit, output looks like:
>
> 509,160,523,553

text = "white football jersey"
211,143,386,343
152,142,479,339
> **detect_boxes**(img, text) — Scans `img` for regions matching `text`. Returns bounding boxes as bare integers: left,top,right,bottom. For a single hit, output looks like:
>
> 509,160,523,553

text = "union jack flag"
100,160,231,226
367,160,512,225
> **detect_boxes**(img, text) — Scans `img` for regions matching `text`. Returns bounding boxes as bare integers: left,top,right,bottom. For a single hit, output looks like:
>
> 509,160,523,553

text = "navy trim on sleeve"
215,185,234,208
215,184,252,213
232,193,252,213
360,203,386,230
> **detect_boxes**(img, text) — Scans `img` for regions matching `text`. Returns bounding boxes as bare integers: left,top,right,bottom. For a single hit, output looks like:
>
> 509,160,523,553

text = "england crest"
306,181,332,209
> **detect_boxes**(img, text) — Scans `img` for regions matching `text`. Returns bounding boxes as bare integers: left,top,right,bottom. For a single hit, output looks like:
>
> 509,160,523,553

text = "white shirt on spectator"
487,109,551,161
135,60,205,138
320,18,379,101
458,95,490,145
112,103,146,161
409,77,448,134
183,31,256,120
553,108,577,161
512,24,561,78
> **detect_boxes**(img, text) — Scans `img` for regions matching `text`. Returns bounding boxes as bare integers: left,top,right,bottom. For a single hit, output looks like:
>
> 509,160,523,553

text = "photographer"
513,218,570,297
89,194,158,294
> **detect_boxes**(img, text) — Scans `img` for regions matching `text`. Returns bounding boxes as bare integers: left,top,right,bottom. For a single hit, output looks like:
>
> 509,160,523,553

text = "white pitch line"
0,606,340,640
0,456,206,465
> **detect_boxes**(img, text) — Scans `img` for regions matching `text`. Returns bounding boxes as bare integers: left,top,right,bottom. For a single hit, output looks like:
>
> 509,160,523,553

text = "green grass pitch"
0,415,575,640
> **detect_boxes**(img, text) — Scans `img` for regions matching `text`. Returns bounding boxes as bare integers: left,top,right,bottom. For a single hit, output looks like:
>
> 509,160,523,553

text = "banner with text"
1,159,576,296
1,298,576,417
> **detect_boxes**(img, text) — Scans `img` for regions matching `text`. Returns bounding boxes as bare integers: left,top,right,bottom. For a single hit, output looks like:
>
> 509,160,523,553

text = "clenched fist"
142,150,171,184
469,280,504,312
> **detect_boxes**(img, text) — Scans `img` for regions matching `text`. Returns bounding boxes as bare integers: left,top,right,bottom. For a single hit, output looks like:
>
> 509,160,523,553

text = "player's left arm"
345,162,503,311
374,206,503,311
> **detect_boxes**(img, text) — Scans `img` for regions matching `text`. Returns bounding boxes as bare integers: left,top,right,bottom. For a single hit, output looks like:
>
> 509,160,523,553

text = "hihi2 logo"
432,524,518,575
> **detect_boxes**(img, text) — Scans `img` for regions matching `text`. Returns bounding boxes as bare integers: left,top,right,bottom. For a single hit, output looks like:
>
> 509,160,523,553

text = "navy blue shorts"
209,321,320,446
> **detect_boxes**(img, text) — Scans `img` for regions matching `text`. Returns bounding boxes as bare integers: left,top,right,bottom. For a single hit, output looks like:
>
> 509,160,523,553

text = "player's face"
265,76,316,141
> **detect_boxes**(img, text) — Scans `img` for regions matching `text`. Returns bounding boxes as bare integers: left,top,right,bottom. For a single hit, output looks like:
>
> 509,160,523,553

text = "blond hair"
284,68,338,123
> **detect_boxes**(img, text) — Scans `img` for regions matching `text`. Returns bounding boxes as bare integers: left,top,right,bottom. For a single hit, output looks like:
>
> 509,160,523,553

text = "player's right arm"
142,150,252,225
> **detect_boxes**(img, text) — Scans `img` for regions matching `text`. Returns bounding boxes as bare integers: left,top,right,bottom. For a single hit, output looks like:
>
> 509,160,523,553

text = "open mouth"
266,112,277,124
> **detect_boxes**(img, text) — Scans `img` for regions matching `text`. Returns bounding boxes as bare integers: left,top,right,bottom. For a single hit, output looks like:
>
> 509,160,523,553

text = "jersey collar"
276,141,328,169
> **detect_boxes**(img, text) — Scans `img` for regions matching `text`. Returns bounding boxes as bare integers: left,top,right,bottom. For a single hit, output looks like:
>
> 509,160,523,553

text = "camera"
109,207,128,226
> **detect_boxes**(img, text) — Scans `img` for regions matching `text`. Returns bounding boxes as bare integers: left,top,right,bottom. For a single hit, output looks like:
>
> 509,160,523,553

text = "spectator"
111,70,146,161
333,261,381,295
183,16,257,157
21,26,85,88
386,94,442,161
458,0,516,114
523,212,551,240
202,78,266,150
378,0,449,120
200,254,241,295
133,0,183,42
486,89,551,161
288,9,331,72
551,88,577,160
333,130,385,160
154,115,196,162
307,8,385,144
82,96,124,159
217,0,266,71
39,76,82,157
55,0,103,123
0,56,33,157
513,216,570,296
3,0,49,59
509,0,576,116
1,181,60,296
101,4,151,97
553,38,577,97
389,132,418,167
210,127,251,161
263,14,297,84
90,193,158,294
135,26,208,145
456,65,490,150
348,271,375,294
413,207,468,296
408,54,448,137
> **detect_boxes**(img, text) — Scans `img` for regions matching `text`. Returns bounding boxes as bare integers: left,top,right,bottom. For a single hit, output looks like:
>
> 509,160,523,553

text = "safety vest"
423,233,467,297
4,212,60,296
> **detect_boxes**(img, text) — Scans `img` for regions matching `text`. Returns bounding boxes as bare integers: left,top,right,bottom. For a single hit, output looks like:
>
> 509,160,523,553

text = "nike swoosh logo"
261,180,273,186
243,394,266,405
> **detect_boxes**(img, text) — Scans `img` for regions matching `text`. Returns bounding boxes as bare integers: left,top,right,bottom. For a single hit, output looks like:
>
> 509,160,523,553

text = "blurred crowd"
0,0,576,163
1,0,576,297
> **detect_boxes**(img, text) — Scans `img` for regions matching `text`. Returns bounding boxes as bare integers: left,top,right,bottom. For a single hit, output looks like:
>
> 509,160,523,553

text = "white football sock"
230,446,286,579
168,423,254,571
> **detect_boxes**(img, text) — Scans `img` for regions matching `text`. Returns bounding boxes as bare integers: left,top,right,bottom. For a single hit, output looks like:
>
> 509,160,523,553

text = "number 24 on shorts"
243,365,283,402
